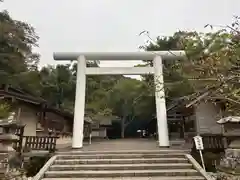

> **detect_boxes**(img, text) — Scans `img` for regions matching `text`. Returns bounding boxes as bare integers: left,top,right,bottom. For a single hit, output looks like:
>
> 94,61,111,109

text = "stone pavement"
43,177,204,180
57,138,188,152
81,138,162,151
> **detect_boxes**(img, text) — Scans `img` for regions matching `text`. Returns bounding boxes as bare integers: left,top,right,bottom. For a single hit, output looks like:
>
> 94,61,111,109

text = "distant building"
0,85,94,145
147,89,226,140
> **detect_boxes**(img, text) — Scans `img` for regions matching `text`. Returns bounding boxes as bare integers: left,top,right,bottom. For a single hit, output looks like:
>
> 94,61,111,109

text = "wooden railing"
202,134,225,150
192,134,239,152
11,125,61,153
23,136,59,152
192,134,224,152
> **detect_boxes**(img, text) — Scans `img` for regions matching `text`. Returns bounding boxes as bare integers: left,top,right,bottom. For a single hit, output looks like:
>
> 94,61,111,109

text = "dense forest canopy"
1,1,240,136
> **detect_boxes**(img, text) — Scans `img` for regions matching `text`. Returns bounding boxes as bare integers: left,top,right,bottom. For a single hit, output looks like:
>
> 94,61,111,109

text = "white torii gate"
53,51,185,148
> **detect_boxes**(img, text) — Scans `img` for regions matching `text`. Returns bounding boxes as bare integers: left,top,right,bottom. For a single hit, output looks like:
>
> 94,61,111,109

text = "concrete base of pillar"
158,146,170,148
71,148,83,151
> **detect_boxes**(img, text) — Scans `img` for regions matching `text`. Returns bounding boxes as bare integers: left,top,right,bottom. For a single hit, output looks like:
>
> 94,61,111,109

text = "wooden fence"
192,134,239,152
12,126,60,153
197,134,225,151
190,134,238,172
23,136,59,152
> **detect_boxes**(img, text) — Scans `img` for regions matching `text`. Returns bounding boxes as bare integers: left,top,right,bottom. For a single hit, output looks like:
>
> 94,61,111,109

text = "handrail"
185,154,214,180
33,155,58,180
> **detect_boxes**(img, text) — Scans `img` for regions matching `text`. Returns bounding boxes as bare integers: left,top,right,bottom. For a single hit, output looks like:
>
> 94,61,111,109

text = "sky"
1,0,240,70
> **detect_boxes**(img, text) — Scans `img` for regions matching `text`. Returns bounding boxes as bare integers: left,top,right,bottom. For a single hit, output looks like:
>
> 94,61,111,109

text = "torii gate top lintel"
53,51,185,61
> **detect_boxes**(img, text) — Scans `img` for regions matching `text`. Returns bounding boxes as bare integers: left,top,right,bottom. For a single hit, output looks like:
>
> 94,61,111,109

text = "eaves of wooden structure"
0,85,92,125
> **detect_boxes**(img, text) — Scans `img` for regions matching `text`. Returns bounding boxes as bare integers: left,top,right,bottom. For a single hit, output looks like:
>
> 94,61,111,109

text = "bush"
0,102,11,118
191,150,224,172
24,155,51,177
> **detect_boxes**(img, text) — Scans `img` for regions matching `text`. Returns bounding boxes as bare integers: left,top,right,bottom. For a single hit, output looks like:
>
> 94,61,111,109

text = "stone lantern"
0,112,21,175
0,113,20,151
217,116,240,177
217,116,240,150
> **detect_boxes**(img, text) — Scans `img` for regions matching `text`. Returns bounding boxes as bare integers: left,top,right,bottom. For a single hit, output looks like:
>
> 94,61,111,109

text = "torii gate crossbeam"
53,51,185,148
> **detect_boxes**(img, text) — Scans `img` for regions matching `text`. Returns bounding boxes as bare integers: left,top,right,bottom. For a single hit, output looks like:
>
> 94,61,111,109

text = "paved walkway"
82,139,160,151
57,138,189,152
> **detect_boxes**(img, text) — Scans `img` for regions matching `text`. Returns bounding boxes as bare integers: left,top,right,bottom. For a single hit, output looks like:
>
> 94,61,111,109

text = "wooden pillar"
179,122,184,139
88,123,92,144
41,104,48,133
182,117,186,138
179,116,185,139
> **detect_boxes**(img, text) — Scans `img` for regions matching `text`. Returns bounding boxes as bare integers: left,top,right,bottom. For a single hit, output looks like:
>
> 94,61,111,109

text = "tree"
38,62,123,124
140,16,240,115
177,16,240,115
107,77,151,138
0,1,127,134
39,64,76,109
138,32,195,122
140,31,195,98
0,9,40,90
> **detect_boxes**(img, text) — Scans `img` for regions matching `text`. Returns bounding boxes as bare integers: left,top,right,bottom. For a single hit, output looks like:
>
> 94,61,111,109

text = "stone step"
0,153,8,160
49,163,192,171
57,149,189,155
57,153,185,159
54,157,188,165
44,169,200,178
42,177,205,180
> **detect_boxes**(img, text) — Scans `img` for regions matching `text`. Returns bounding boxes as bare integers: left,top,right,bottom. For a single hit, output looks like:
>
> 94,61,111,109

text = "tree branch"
210,96,240,105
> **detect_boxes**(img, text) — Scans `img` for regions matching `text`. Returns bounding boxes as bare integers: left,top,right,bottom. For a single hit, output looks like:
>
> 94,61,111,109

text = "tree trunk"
121,102,127,139
121,118,125,138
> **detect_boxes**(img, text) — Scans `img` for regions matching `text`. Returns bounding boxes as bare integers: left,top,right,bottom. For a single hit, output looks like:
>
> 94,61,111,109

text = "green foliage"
107,77,152,137
140,16,240,115
108,78,148,118
177,16,240,114
24,155,51,177
36,63,124,124
0,9,40,89
0,102,11,118
140,31,195,99
39,64,76,108
191,150,223,172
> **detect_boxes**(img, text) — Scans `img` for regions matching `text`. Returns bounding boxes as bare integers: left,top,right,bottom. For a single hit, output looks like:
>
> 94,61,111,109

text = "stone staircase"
35,150,211,180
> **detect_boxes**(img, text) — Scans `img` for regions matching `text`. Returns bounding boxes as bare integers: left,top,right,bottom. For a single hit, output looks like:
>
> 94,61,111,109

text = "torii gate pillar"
53,51,185,148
